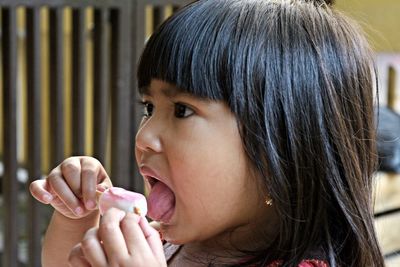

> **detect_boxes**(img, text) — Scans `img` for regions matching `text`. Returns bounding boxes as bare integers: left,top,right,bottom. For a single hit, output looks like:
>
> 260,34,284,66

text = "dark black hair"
138,0,384,266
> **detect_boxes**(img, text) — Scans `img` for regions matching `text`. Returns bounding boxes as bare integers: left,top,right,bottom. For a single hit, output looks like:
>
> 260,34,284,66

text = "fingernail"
43,194,53,202
86,200,96,209
75,207,84,215
96,184,109,192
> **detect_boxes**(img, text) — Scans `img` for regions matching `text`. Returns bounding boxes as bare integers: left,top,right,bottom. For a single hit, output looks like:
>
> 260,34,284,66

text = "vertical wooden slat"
0,2,145,267
173,5,181,13
2,7,19,267
49,8,64,167
93,9,109,164
387,66,396,110
110,8,132,189
153,6,164,31
26,7,42,267
131,0,146,193
72,8,86,155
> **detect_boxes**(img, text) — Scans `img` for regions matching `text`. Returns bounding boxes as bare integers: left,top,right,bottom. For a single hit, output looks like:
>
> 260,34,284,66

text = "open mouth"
145,175,176,223
147,176,159,188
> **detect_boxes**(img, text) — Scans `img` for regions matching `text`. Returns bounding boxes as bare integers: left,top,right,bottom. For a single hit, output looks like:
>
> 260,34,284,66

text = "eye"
174,103,194,118
140,101,154,117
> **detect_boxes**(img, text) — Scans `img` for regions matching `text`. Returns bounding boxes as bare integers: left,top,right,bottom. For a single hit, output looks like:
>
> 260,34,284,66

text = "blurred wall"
336,0,400,52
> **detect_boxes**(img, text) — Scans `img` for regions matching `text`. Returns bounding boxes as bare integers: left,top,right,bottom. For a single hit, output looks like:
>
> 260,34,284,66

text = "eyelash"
138,100,194,119
139,101,153,118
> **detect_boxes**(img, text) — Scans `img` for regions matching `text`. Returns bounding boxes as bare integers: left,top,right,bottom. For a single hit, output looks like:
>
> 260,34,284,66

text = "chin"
161,227,195,245
163,233,187,244
160,225,183,244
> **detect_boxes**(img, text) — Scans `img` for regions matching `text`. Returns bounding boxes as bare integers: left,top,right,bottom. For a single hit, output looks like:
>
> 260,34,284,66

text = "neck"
178,208,279,265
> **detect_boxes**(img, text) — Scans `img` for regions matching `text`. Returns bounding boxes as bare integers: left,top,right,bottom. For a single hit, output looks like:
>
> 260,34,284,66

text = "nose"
135,118,163,153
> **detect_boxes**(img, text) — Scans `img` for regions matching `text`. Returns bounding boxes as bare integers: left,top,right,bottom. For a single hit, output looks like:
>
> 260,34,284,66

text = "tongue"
147,181,175,222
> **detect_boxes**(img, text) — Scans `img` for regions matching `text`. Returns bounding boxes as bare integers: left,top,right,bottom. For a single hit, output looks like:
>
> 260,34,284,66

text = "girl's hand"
68,208,166,267
29,156,112,219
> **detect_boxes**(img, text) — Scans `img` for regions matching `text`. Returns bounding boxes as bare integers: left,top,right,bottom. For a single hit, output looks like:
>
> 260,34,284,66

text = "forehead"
141,79,203,101
141,80,182,97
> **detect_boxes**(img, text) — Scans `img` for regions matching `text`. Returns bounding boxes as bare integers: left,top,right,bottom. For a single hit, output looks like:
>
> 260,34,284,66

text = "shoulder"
267,259,329,267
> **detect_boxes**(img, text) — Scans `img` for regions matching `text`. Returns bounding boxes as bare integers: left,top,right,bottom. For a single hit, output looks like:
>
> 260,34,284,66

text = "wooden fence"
0,0,190,266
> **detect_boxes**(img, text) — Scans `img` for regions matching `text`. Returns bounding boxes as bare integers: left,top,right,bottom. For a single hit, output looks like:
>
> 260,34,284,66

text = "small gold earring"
265,198,273,206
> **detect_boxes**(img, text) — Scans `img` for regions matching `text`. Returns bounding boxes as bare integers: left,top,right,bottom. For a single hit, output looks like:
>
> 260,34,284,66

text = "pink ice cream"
97,187,147,216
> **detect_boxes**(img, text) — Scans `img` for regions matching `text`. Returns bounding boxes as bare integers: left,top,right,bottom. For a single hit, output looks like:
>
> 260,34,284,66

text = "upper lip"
139,164,165,187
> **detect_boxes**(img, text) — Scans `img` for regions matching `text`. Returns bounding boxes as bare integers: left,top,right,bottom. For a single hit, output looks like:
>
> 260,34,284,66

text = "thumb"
96,179,112,192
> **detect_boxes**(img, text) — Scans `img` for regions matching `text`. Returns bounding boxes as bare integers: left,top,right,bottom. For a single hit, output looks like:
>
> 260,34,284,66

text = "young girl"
30,0,385,266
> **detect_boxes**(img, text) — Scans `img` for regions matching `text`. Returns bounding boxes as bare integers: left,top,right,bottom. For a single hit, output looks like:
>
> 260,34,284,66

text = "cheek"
171,120,249,195
169,159,259,243
172,137,251,214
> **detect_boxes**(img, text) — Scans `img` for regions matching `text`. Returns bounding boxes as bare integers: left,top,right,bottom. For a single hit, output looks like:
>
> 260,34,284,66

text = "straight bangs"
138,0,252,101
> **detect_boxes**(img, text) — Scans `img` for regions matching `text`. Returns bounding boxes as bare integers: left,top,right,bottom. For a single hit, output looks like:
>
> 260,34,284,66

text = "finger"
98,208,129,258
61,157,82,199
119,213,144,254
29,179,54,204
120,214,165,262
48,170,85,216
80,228,108,267
95,166,112,189
68,244,91,267
80,158,101,210
138,216,165,261
79,156,110,184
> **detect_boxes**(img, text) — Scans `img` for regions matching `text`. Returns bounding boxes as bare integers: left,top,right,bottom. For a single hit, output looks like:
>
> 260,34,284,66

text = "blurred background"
0,0,399,266
336,1,400,267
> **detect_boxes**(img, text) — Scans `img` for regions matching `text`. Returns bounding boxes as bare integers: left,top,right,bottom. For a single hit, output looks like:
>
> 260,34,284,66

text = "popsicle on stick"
96,187,148,216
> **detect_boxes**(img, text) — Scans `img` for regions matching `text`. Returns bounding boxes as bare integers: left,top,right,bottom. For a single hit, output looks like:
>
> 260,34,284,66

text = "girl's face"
135,79,270,245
